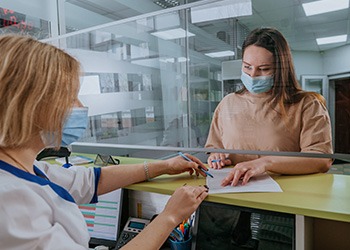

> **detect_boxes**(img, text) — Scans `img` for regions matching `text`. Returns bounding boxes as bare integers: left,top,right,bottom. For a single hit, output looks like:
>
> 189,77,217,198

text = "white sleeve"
0,179,88,250
35,160,98,204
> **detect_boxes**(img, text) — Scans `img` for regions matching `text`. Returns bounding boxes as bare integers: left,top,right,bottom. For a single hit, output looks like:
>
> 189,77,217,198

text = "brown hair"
0,34,80,148
240,27,326,114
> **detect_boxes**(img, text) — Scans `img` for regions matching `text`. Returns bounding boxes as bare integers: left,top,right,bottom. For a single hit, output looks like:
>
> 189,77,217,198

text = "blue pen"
211,158,230,163
198,166,214,178
178,152,214,178
183,227,188,240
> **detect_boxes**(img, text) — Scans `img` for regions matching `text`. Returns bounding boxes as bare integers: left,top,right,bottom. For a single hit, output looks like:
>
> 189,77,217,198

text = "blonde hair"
0,34,80,148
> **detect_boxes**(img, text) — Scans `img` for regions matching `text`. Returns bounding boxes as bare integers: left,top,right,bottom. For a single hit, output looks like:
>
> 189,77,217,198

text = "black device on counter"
114,217,150,249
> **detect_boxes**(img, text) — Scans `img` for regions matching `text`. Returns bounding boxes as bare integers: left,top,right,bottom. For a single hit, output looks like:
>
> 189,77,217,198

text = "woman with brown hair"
197,27,333,250
206,27,333,186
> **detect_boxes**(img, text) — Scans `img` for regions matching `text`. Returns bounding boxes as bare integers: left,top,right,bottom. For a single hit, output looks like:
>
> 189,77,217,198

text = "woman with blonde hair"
0,34,208,249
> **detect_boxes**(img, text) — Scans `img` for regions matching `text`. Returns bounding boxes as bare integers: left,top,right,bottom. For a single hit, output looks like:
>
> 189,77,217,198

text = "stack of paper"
206,168,283,194
55,155,93,165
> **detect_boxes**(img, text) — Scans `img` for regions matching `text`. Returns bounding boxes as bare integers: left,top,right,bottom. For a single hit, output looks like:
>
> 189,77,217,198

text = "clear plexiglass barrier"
42,0,350,173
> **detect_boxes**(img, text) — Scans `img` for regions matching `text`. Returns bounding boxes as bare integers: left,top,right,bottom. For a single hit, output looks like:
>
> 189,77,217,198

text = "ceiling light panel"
316,34,347,45
205,50,235,58
302,0,349,16
151,28,195,40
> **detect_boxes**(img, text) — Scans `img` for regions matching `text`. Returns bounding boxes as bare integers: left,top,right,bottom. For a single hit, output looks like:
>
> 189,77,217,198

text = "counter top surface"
118,157,350,222
50,155,350,222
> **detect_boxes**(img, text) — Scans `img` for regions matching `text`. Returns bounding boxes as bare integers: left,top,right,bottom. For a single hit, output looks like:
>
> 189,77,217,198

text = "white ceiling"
241,0,350,51
66,0,350,52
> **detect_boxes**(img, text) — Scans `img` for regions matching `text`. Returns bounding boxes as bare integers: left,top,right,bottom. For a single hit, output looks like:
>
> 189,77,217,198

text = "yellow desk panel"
48,154,350,223
126,171,350,223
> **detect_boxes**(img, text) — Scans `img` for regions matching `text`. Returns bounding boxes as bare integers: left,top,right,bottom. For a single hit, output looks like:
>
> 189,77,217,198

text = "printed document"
206,168,283,194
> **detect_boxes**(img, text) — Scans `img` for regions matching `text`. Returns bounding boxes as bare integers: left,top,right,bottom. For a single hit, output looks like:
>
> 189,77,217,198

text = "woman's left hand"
163,154,208,177
221,158,267,186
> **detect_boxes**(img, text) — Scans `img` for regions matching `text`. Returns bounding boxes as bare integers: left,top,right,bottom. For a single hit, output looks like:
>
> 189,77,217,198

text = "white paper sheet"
55,155,93,165
206,168,283,194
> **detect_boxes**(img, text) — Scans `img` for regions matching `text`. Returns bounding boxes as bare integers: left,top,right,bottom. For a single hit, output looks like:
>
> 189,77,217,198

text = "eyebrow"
242,61,272,67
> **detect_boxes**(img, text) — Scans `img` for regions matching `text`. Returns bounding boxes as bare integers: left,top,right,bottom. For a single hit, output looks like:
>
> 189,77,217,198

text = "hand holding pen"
162,152,209,177
208,153,231,169
178,152,214,178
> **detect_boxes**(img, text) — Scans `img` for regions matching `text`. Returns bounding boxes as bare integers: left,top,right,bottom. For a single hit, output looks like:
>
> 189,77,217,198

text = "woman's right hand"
207,153,232,169
121,185,208,250
161,185,208,225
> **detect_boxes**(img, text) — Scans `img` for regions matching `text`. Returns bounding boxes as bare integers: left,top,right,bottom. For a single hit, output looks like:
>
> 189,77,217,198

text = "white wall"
323,44,350,76
292,51,323,80
292,44,350,79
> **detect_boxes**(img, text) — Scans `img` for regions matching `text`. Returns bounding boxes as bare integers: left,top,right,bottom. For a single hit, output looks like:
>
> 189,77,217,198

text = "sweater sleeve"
299,97,333,154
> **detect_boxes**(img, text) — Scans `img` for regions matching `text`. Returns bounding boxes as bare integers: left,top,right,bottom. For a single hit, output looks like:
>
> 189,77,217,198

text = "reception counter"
126,171,350,223
119,157,350,250
49,154,350,249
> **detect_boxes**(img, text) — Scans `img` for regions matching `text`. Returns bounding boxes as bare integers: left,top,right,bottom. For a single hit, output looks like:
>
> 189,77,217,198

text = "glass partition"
48,1,246,156
43,0,350,170
68,9,196,152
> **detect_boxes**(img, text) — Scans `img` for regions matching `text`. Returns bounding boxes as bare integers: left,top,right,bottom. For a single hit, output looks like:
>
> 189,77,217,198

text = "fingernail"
183,183,187,186
204,184,209,190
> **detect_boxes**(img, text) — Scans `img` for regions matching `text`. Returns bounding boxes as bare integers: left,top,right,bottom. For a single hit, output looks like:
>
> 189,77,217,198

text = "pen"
178,152,214,178
184,227,188,240
211,158,230,163
198,166,214,178
179,223,185,234
178,152,192,162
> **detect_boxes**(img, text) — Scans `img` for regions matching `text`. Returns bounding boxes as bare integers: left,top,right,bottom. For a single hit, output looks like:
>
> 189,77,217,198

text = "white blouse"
0,160,101,250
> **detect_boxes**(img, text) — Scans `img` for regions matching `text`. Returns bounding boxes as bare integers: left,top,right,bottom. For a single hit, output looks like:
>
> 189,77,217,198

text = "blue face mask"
241,70,274,94
61,107,89,146
41,107,89,147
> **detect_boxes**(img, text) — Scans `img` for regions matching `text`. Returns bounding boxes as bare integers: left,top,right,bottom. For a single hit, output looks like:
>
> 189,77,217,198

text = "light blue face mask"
241,70,274,94
61,107,89,146
41,107,89,147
